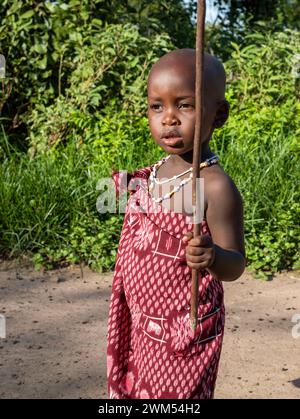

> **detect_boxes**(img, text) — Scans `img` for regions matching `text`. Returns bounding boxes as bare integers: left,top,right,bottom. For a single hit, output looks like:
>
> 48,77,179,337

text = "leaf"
20,10,34,20
129,57,139,68
36,56,47,69
33,43,47,54
59,3,69,11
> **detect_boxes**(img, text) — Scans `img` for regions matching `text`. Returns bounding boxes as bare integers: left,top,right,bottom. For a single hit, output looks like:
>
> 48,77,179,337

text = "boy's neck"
168,144,214,169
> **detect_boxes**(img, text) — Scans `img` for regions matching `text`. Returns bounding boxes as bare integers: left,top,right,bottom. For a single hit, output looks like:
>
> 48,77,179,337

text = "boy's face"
147,57,227,156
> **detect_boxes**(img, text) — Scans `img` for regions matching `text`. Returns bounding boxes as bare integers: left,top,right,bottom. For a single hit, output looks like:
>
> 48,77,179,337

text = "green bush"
26,22,173,157
0,25,299,277
0,0,193,149
0,139,124,271
0,115,163,271
211,30,300,277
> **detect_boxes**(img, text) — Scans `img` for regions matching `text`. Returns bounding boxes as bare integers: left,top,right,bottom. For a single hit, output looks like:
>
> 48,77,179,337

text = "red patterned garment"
106,163,225,399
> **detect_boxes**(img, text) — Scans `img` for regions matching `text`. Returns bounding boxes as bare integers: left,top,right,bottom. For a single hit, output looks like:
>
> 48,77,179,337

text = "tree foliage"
0,1,299,275
206,0,300,59
0,0,194,149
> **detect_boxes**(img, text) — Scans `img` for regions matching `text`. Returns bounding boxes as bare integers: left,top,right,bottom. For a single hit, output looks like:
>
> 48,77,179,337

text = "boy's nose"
162,112,180,126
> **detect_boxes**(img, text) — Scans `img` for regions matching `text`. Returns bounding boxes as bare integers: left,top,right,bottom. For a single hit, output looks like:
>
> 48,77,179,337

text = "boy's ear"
212,99,230,129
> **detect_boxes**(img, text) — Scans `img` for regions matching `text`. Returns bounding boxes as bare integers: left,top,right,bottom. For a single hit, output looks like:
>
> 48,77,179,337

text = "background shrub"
0,2,299,277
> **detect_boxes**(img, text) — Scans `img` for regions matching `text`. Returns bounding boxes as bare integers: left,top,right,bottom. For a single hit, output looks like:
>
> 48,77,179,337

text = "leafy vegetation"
0,2,299,278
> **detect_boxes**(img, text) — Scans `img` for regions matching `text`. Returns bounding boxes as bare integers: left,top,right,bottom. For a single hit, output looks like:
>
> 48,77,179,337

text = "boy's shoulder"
202,163,245,259
203,163,243,208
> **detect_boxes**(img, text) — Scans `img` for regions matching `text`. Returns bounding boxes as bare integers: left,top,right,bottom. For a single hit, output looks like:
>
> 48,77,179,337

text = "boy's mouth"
160,130,184,147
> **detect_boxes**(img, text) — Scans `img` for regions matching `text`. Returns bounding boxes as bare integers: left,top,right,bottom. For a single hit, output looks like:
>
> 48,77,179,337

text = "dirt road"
0,261,299,399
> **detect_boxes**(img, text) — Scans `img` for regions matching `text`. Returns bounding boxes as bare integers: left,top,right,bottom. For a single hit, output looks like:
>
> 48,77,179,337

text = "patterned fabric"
106,163,225,399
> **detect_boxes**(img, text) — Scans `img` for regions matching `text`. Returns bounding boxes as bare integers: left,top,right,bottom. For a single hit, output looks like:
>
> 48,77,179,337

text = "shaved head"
148,49,226,102
147,48,230,158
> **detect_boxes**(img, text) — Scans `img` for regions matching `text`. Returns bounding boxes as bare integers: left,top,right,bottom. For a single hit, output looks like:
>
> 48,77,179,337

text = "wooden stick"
190,0,206,332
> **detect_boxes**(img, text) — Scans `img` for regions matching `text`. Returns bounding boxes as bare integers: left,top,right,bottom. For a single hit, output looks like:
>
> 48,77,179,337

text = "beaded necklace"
149,154,220,203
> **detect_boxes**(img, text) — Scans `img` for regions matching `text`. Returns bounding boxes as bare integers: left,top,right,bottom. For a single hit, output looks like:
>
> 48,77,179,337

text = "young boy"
106,48,246,399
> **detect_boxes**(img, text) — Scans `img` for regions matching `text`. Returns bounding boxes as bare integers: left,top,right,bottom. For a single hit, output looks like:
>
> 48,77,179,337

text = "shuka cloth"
106,163,225,399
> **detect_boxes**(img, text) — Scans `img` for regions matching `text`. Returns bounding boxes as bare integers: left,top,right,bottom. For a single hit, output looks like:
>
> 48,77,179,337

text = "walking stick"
190,0,206,332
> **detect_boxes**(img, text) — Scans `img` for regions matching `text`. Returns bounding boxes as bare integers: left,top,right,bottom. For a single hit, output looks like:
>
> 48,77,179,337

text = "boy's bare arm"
184,173,246,282
205,173,246,281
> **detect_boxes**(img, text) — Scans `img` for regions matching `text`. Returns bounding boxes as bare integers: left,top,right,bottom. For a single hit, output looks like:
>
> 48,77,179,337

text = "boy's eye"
149,103,162,111
178,103,194,109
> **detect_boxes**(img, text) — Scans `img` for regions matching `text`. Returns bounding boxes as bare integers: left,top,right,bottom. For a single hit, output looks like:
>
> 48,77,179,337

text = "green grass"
211,104,300,277
0,116,165,272
0,136,121,271
0,106,299,276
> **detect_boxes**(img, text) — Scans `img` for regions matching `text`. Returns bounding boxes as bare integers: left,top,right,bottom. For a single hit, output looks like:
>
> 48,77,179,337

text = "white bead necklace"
149,154,220,203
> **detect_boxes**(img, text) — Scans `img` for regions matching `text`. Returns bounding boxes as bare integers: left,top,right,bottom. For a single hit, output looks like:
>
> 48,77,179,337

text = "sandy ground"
0,260,299,399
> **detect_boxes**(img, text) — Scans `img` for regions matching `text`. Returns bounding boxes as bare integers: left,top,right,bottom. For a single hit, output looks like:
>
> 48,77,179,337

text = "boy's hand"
183,233,216,270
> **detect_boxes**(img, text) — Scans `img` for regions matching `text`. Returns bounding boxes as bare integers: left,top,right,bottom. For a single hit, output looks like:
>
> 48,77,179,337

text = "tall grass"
212,102,300,277
1,29,299,276
0,135,118,270
0,119,164,271
1,111,299,276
